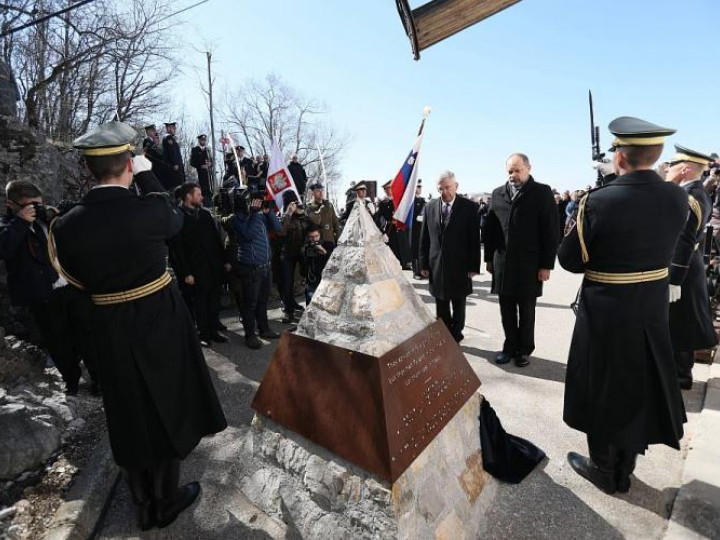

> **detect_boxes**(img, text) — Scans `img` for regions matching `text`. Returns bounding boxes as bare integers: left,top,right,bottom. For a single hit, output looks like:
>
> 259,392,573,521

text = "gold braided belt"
91,272,172,305
584,268,668,284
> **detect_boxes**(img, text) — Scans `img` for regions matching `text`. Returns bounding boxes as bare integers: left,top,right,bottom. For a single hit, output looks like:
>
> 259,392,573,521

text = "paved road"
96,267,712,539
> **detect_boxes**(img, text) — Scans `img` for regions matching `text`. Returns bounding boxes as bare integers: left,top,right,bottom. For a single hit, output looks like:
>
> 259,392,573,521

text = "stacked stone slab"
296,200,435,356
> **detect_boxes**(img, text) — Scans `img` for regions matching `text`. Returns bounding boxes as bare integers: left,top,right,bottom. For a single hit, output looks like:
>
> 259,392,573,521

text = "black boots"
125,459,201,532
615,449,637,493
125,469,155,531
152,459,201,529
567,452,617,494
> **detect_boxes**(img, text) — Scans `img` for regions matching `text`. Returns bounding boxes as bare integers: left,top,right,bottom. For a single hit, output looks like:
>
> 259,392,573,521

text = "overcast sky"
170,0,720,196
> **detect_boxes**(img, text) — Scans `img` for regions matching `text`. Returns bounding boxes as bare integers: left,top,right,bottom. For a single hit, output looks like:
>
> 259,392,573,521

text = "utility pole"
206,51,217,191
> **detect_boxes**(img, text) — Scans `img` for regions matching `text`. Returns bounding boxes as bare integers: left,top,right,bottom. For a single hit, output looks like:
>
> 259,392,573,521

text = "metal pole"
206,51,217,191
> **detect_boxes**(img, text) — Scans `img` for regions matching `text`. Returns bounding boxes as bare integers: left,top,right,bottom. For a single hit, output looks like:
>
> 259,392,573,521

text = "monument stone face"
248,201,489,538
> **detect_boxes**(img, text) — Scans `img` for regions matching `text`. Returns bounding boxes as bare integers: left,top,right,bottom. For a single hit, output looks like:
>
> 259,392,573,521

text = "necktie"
442,203,451,224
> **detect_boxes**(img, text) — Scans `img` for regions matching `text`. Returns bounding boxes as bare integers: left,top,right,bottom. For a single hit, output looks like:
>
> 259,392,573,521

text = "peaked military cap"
417,178,422,185
164,121,177,127
197,134,207,139
382,180,393,189
671,144,714,166
144,123,156,131
73,121,137,156
353,181,368,191
309,182,324,191
236,145,245,151
608,116,676,152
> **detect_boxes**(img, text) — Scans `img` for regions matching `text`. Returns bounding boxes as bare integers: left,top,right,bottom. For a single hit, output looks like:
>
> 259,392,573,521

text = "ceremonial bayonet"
589,90,605,187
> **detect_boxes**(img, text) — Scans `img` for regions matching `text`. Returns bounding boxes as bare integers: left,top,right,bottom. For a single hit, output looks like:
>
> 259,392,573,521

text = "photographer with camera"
0,181,98,395
229,189,282,349
278,190,310,324
301,224,334,304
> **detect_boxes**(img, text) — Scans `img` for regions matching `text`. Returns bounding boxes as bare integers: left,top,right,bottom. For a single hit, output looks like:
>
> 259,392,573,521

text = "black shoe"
495,352,512,365
209,333,228,343
514,354,530,367
616,451,637,493
453,331,465,343
678,376,693,390
291,304,305,313
245,335,263,350
281,313,296,324
199,336,212,347
259,329,281,339
616,474,631,493
126,469,155,531
155,482,201,529
215,322,228,331
567,452,616,494
413,274,423,280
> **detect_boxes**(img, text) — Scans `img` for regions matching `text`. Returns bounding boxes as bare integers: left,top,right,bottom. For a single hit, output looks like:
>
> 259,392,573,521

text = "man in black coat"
0,181,98,395
189,135,213,204
410,180,427,279
558,116,687,495
170,183,229,347
161,121,185,191
142,124,171,190
341,182,376,224
666,145,718,389
287,155,308,199
52,122,227,531
483,153,559,367
419,171,480,342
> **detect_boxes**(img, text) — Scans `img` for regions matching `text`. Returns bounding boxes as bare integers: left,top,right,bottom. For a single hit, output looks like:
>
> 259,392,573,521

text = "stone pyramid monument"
296,201,435,356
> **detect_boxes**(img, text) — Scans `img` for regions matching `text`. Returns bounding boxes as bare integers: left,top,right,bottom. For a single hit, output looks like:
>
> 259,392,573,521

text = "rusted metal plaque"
251,320,481,483
378,320,481,481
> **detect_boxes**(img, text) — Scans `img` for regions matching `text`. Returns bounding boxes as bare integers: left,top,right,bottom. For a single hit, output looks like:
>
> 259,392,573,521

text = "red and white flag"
265,139,299,208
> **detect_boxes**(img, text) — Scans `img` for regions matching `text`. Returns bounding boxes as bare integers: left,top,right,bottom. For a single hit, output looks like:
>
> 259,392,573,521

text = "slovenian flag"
391,118,426,230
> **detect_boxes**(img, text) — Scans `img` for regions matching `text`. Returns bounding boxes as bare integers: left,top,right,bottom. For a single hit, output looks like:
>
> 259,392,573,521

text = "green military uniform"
306,182,342,244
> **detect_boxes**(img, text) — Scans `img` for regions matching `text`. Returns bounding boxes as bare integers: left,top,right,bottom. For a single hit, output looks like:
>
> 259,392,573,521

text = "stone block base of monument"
242,392,490,540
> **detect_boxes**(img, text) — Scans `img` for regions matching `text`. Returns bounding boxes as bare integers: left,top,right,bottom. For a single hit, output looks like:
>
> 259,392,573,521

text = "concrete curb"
665,369,720,540
43,437,119,540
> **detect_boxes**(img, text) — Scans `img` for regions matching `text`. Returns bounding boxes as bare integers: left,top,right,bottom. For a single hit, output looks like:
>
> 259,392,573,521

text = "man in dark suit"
411,180,427,279
287,155,308,199
419,171,480,342
161,121,185,190
483,153,559,367
665,145,718,389
169,183,229,347
52,121,227,531
189,134,213,204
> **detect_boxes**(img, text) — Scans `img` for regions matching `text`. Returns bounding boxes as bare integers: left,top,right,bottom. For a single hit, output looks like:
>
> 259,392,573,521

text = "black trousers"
499,294,537,355
30,286,98,389
194,278,222,337
197,170,213,207
587,434,637,476
238,264,271,337
436,296,467,338
673,350,694,382
280,254,302,312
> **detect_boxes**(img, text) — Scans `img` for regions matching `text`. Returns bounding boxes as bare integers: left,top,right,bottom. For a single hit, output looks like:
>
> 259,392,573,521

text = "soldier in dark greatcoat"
410,180,427,279
665,145,718,389
189,134,213,204
377,180,402,263
142,124,172,189
161,121,185,191
51,122,227,532
559,117,687,495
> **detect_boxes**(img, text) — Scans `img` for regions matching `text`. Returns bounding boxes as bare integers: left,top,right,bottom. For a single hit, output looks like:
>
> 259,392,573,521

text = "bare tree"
223,73,348,203
6,0,178,141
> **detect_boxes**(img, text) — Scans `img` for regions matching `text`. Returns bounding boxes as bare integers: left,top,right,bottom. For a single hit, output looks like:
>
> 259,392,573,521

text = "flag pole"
317,141,329,190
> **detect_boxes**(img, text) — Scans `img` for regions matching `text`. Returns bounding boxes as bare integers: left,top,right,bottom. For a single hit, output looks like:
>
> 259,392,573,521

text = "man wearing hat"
161,121,185,190
278,190,309,323
142,124,170,188
341,181,375,224
51,121,227,530
306,182,341,245
559,117,688,495
410,180,427,279
665,145,718,389
190,134,213,205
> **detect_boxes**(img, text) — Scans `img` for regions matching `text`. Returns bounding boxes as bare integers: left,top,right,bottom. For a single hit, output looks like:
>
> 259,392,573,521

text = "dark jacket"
558,170,687,452
419,195,480,300
279,211,310,258
190,145,211,186
410,195,426,259
669,180,717,351
52,171,227,468
483,177,559,298
0,212,58,306
230,210,281,266
287,161,308,196
302,240,334,285
169,206,226,283
161,133,185,189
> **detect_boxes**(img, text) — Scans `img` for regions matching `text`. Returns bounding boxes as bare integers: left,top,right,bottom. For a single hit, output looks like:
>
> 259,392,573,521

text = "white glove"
382,234,389,243
132,155,153,175
669,284,682,303
416,214,423,222
592,160,615,177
